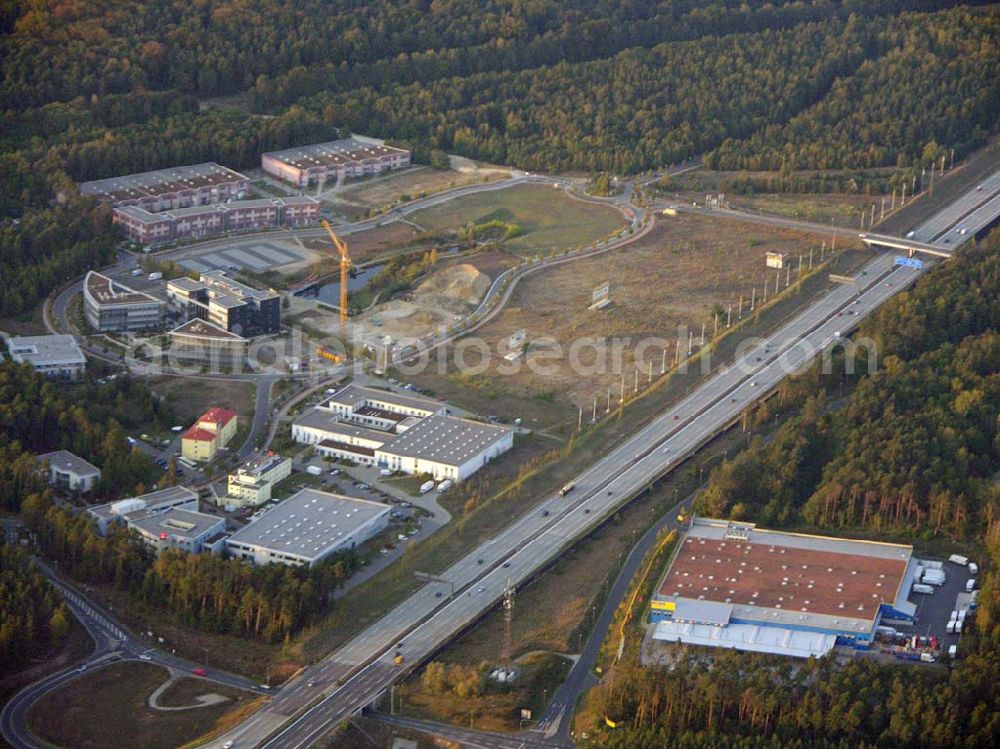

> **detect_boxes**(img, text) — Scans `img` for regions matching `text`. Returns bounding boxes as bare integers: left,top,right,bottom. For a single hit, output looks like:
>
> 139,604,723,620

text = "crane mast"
320,219,351,337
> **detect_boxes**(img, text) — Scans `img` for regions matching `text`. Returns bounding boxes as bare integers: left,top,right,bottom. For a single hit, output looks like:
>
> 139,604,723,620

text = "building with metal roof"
168,318,250,367
649,518,916,658
36,450,100,493
292,385,513,481
262,136,410,188
7,334,86,381
79,162,249,211
225,488,390,567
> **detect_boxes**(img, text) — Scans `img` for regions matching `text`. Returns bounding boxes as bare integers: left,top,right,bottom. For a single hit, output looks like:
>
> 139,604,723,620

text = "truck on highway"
559,482,576,497
393,653,404,665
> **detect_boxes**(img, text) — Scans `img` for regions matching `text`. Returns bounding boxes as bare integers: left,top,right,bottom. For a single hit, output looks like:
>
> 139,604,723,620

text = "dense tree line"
707,12,1000,170
3,1,955,109
295,7,997,175
718,170,915,197
0,542,70,673
0,362,170,509
19,493,364,643
586,619,1000,748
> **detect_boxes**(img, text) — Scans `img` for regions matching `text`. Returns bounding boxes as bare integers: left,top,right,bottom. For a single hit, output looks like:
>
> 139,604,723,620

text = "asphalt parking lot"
904,558,978,647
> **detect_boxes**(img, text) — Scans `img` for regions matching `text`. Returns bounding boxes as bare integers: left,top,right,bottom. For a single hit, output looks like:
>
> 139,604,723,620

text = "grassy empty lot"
336,166,507,211
301,222,429,266
147,376,256,428
409,184,627,255
27,662,256,749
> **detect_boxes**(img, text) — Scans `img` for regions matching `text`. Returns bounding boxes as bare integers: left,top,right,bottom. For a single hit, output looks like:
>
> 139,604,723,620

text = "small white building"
227,453,292,507
225,488,390,568
36,450,100,493
7,335,86,381
128,507,226,555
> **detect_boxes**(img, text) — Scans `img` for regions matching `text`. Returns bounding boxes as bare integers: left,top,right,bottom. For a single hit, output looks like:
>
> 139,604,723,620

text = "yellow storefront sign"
650,599,675,612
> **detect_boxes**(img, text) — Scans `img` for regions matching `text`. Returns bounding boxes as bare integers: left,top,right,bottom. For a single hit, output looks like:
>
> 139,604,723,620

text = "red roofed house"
181,407,238,462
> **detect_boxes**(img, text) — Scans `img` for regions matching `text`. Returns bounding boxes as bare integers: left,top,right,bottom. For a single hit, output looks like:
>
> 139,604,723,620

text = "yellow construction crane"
321,219,351,335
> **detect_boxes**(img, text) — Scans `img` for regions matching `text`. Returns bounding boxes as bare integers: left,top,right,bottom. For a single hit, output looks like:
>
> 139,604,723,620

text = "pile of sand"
353,262,493,343
414,263,491,308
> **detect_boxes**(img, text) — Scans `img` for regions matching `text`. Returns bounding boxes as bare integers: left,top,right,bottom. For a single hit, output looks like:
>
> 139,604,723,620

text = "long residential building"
292,384,513,482
649,518,917,659
79,162,249,211
83,271,165,332
262,137,410,188
113,196,320,246
167,270,280,336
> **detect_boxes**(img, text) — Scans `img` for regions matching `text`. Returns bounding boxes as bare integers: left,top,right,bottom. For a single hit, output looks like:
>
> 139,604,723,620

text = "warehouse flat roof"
263,138,408,171
321,383,444,415
36,450,99,478
8,335,86,368
80,162,248,205
656,519,911,628
381,414,511,467
85,271,161,307
226,488,390,562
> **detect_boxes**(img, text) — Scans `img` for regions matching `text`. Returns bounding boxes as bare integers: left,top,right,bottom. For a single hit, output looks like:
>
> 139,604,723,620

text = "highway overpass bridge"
862,173,1000,257
859,232,952,257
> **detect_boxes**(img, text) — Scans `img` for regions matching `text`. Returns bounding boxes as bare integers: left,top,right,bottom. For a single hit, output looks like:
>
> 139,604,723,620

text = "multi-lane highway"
201,174,999,749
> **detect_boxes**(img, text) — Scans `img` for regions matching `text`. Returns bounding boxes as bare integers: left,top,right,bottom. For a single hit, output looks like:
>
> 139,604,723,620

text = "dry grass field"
27,663,256,749
404,212,850,429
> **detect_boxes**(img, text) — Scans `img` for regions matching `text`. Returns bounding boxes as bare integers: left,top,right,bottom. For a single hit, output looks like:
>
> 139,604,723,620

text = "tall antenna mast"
502,578,516,665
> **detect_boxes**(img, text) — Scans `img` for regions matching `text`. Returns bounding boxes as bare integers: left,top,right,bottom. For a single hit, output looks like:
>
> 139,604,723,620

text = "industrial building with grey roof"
225,488,390,567
292,384,513,481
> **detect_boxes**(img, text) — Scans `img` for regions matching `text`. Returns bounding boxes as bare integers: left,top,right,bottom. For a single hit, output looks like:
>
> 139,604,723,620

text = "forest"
0,543,70,673
578,230,1000,748
0,362,171,509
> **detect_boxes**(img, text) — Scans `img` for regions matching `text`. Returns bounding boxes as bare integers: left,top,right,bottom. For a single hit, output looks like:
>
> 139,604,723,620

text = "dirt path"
147,673,231,712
